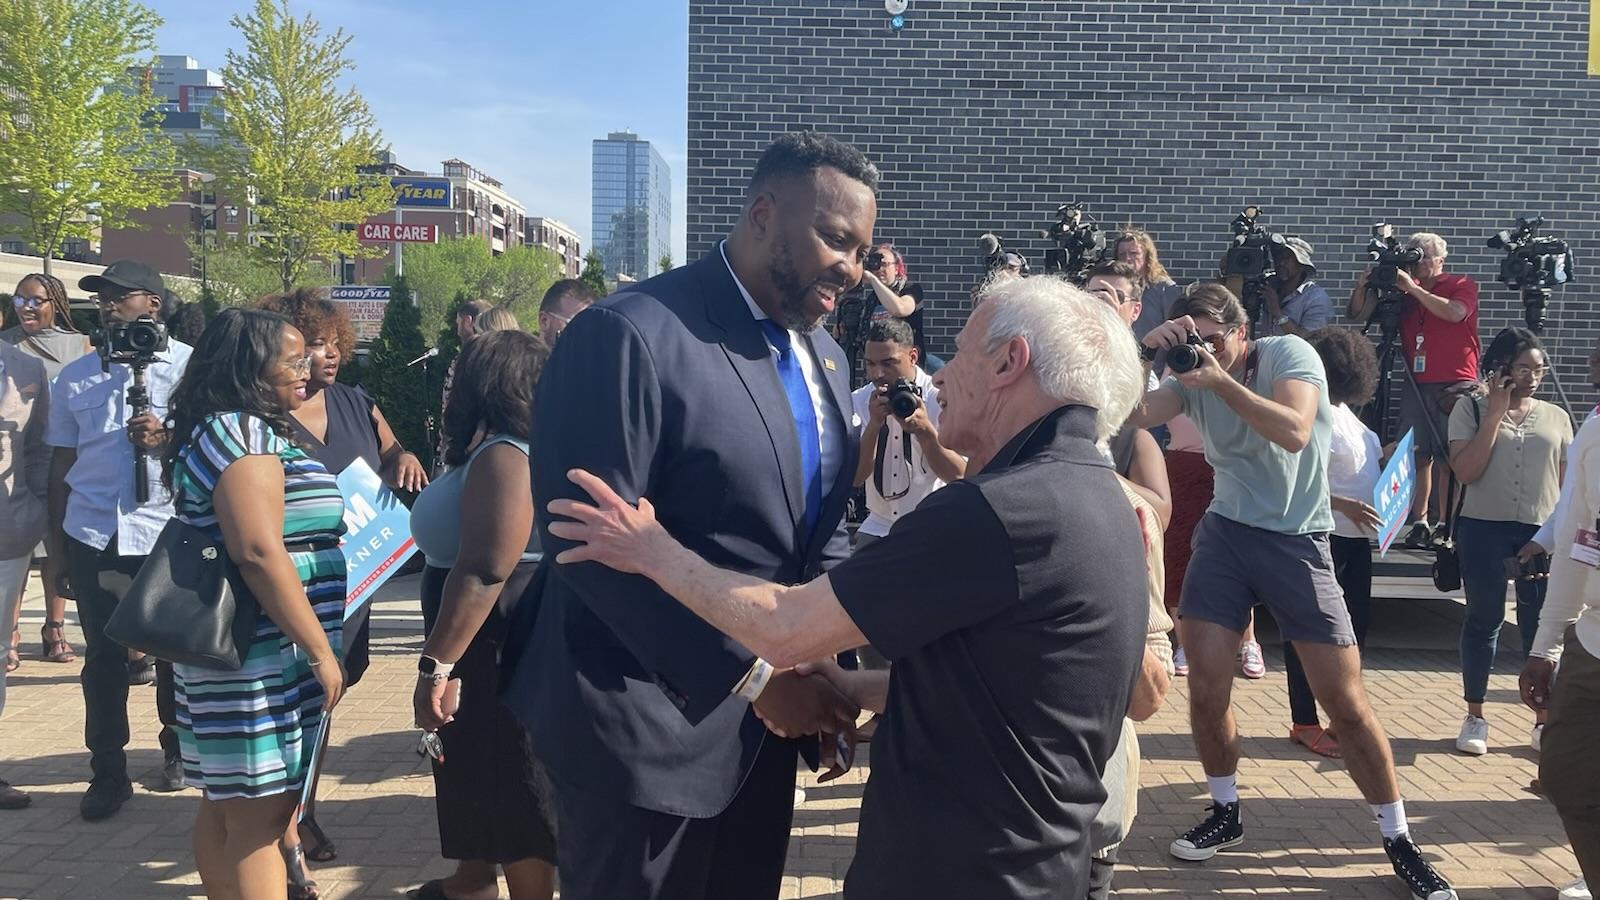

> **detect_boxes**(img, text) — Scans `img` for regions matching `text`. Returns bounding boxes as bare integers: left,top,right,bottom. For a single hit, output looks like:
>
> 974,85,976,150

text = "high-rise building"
132,55,228,150
592,131,670,281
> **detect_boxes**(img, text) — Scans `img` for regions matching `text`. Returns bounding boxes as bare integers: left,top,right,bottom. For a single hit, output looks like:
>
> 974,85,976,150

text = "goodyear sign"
391,176,452,209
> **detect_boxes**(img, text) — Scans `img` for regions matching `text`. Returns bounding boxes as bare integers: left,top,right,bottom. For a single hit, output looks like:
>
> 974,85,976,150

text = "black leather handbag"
105,518,259,670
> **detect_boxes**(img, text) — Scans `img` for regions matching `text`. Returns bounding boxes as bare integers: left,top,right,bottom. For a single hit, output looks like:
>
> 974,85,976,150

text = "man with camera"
1260,237,1333,340
1349,233,1481,548
851,317,964,551
45,260,194,821
1130,283,1457,900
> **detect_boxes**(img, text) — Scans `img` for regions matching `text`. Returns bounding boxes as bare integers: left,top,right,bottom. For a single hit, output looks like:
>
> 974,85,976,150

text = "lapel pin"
823,358,836,371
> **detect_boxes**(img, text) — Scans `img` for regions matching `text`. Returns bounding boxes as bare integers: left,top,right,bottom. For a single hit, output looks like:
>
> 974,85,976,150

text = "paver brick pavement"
0,613,1579,898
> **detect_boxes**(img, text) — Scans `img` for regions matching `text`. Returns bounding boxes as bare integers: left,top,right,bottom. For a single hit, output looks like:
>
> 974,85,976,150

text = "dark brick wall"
688,0,1599,415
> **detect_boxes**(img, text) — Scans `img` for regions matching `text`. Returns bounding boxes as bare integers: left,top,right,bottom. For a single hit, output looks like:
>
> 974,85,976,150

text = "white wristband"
421,655,455,678
735,658,774,702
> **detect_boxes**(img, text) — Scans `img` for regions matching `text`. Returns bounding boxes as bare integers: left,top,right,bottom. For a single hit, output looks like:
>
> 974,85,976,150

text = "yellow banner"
1592,0,1600,74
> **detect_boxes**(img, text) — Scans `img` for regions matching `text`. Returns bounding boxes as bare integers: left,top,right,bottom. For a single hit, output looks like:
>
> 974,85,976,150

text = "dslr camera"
1165,333,1211,375
864,247,887,274
1041,202,1106,282
92,315,169,368
886,377,923,418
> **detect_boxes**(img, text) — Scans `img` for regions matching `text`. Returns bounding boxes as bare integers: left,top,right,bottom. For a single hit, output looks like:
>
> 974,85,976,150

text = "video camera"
1040,202,1106,282
1220,206,1284,325
978,232,1029,275
1361,223,1422,337
1487,215,1575,332
92,315,169,370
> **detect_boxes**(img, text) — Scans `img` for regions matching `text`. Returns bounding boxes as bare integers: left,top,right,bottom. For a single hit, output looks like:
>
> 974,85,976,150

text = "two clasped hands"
548,469,874,782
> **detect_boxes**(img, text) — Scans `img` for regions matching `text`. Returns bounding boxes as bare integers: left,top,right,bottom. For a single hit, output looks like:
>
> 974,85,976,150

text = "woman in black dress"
256,289,429,898
410,330,556,900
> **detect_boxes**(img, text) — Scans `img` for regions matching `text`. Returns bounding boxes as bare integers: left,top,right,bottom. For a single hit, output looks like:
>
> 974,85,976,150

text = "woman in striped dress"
159,309,346,899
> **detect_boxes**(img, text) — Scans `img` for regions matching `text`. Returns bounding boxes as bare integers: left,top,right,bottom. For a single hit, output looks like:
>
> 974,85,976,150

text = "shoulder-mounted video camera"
1487,215,1573,292
1041,202,1106,282
1221,206,1285,282
91,315,168,370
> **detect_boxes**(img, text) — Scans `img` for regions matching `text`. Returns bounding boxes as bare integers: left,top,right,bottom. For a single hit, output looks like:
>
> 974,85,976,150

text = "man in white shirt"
45,261,194,821
850,317,965,550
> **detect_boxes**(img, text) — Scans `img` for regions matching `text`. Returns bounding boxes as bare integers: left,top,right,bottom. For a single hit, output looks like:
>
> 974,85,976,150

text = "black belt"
284,538,341,554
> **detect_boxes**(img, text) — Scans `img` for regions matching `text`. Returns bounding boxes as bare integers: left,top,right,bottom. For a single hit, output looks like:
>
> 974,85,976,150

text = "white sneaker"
1531,723,1545,753
1455,715,1489,756
1238,641,1266,679
1173,647,1189,677
1559,877,1591,900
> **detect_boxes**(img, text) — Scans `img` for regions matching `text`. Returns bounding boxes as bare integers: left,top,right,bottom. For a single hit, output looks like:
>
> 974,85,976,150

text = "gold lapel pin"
823,358,837,371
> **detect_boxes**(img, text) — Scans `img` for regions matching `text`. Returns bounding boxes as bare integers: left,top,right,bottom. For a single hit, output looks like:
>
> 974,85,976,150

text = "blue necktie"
758,319,823,537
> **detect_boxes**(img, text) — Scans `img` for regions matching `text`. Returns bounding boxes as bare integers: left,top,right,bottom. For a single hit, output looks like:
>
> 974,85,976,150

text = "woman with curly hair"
255,289,428,896
1282,327,1384,758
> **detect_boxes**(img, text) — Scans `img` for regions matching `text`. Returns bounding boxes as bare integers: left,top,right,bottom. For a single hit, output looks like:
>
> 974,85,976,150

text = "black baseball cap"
79,260,166,297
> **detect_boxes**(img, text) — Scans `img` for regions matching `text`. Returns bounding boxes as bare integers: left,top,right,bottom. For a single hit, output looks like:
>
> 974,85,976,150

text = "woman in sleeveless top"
255,289,428,895
161,309,346,900
410,330,557,900
3,273,89,669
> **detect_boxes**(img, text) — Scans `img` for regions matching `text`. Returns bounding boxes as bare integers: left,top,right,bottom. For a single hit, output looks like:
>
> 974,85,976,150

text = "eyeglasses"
1198,328,1236,354
541,309,574,326
1511,365,1549,377
94,290,155,309
1088,287,1134,307
283,355,312,377
11,296,45,309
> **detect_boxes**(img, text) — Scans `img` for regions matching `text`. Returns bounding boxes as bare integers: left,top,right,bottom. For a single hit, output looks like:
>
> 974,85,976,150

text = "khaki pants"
1541,626,1600,885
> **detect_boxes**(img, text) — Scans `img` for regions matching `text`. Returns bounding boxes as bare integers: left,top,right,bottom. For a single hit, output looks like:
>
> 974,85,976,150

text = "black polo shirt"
830,404,1147,900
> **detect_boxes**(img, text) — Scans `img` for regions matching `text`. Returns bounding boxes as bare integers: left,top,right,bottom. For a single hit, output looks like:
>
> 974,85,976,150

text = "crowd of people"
0,129,1597,900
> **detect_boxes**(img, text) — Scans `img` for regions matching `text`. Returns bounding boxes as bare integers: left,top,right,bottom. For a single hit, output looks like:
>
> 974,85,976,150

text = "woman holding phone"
1447,326,1572,757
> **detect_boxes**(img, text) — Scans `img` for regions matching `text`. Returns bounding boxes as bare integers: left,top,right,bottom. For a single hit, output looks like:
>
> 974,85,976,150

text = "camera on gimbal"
1041,202,1106,282
886,377,923,418
92,316,169,369
1361,223,1422,336
1487,215,1575,332
1220,206,1284,324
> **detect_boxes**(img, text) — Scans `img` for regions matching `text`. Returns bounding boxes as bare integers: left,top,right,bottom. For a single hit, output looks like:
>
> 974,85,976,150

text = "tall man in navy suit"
506,132,877,898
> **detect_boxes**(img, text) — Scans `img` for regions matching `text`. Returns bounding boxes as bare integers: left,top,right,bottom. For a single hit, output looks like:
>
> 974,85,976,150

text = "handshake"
754,658,877,782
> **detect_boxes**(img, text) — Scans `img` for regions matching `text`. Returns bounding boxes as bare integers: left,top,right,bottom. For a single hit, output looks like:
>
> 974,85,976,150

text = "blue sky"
148,0,690,262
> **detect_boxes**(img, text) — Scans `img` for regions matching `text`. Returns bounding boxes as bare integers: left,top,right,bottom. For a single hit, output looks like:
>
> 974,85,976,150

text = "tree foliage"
192,236,329,306
659,253,673,274
399,239,563,340
0,0,178,274
580,249,608,297
195,0,394,293
359,274,430,466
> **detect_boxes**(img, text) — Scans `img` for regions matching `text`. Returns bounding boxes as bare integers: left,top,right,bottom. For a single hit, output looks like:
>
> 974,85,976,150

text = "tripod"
1361,296,1456,539
1519,287,1579,423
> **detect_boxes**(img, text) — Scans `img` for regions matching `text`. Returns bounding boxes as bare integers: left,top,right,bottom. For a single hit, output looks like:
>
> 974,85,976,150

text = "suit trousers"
553,731,799,900
66,536,179,783
1540,627,1600,886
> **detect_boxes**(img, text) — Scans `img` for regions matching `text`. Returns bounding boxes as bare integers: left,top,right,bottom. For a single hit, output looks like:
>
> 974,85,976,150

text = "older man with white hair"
544,276,1150,898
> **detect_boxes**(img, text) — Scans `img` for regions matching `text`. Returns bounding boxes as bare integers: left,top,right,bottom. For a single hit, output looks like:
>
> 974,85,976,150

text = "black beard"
768,233,827,333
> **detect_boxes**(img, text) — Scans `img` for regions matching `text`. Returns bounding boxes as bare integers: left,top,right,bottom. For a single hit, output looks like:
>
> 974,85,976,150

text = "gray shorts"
1399,379,1475,458
1178,513,1357,646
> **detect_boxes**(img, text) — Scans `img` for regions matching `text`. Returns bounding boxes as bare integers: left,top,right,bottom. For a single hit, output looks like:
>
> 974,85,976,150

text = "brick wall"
688,0,1600,415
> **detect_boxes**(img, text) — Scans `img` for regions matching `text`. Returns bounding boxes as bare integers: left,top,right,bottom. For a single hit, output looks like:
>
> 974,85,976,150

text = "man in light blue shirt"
1130,283,1457,900
1259,236,1334,340
44,260,193,821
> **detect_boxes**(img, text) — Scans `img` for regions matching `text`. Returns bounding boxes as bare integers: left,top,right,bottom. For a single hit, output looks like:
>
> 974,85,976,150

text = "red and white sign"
358,221,438,244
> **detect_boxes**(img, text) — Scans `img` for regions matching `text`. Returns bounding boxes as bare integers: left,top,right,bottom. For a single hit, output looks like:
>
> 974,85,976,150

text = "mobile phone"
441,679,462,718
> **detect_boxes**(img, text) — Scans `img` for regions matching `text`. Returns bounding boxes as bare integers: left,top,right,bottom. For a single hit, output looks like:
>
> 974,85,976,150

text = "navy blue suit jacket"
503,251,860,818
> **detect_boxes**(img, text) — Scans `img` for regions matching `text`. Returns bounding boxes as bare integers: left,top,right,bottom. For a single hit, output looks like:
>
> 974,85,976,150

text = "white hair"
1406,232,1448,259
979,275,1144,442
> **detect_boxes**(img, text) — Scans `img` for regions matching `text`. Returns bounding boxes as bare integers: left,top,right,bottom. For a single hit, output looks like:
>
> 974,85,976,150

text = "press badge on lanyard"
1412,334,1426,374
1573,518,1600,569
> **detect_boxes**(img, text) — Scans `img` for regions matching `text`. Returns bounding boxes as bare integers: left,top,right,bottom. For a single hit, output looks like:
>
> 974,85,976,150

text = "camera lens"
1167,344,1201,374
887,380,920,417
128,324,159,351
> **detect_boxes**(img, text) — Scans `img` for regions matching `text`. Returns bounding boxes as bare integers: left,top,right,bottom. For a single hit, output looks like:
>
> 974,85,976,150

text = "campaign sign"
1373,428,1416,556
336,459,418,621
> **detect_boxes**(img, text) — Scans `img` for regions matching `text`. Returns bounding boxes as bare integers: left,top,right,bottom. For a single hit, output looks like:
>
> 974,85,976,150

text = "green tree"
196,0,395,293
658,253,673,274
580,249,608,297
193,237,323,306
360,274,429,466
0,0,177,275
398,237,496,342
498,245,564,330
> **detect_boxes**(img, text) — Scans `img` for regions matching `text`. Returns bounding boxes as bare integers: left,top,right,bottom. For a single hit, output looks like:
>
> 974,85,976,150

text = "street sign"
358,221,438,244
325,285,390,342
391,175,452,208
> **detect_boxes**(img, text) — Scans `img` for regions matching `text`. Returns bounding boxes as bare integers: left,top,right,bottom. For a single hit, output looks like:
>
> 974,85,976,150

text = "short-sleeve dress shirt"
829,405,1147,899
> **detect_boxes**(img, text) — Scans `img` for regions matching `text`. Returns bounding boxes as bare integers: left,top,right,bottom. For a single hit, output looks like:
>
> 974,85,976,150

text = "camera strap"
1242,343,1262,389
873,424,915,500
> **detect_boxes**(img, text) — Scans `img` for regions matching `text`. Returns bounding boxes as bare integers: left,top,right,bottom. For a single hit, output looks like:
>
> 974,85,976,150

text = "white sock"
1207,774,1239,806
1373,799,1408,840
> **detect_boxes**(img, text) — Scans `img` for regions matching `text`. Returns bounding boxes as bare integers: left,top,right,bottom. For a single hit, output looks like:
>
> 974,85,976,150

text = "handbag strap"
1444,399,1480,542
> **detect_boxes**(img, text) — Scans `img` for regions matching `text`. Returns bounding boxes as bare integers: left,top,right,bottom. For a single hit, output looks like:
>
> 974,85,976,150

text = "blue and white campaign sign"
336,459,418,621
1373,428,1416,556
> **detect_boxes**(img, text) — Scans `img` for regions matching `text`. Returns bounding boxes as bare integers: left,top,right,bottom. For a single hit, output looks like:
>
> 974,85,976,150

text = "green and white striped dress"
170,412,347,800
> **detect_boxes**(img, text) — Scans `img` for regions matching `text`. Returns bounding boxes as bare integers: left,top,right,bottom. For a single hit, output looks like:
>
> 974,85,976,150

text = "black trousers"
1283,534,1373,727
66,536,179,783
553,732,798,900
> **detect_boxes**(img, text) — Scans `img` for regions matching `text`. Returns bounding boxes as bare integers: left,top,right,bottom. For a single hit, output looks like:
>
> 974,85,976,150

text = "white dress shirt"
719,243,844,496
851,367,946,537
1530,414,1600,660
44,340,194,556
1533,403,1599,551
1327,403,1383,539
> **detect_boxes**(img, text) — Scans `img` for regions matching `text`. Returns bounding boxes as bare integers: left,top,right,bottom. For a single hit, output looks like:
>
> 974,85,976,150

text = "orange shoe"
1289,724,1342,759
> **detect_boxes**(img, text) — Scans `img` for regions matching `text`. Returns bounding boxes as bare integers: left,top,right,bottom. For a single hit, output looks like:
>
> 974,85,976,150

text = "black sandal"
301,814,337,862
281,841,319,900
41,620,76,663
